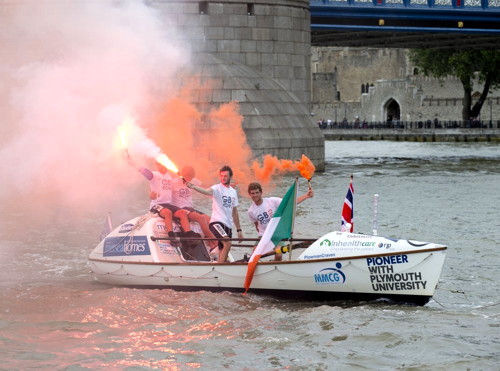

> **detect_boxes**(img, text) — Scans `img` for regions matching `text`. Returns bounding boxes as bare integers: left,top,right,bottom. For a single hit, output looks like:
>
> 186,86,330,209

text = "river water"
1,141,499,370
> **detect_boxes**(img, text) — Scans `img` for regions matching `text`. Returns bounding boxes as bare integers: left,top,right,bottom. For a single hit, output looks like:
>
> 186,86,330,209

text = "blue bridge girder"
310,0,500,48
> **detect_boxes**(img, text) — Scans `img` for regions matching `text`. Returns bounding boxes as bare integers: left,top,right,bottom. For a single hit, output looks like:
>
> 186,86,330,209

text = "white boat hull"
89,214,447,305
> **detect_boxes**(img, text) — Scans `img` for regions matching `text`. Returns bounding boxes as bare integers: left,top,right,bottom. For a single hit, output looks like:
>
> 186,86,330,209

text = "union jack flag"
341,176,354,232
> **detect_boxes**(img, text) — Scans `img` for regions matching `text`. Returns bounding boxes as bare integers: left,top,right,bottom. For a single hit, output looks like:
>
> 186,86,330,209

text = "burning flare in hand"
117,116,134,159
155,153,179,174
295,154,315,182
115,115,181,179
251,154,316,184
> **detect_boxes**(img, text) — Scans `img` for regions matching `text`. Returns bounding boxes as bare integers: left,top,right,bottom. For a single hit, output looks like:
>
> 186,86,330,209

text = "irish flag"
243,179,297,293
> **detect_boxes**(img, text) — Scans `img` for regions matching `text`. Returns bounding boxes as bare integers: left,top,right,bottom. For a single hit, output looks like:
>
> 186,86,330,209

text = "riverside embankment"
322,128,500,142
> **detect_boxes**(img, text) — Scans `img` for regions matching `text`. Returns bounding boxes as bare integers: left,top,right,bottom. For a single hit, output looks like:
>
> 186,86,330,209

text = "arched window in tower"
384,98,401,123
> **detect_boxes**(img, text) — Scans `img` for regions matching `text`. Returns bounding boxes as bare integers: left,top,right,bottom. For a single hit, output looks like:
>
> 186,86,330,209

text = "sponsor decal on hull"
103,236,151,257
303,252,337,259
118,223,134,233
367,254,428,292
319,239,391,249
153,221,179,256
314,263,346,285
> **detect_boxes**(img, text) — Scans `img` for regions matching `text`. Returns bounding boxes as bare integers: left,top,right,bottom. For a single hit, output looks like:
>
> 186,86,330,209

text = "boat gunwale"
89,245,447,266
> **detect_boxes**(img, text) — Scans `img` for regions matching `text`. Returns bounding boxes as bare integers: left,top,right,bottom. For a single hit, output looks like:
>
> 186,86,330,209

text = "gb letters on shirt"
161,178,171,191
257,208,274,225
222,195,235,208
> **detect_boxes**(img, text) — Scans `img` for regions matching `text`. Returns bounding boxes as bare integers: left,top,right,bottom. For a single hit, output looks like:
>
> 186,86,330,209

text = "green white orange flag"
243,179,298,293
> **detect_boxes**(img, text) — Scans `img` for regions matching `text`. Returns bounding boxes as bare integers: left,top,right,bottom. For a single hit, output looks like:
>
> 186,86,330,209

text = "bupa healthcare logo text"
314,263,346,285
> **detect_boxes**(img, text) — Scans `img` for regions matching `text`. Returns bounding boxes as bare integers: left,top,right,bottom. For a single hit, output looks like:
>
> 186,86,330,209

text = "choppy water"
1,141,499,370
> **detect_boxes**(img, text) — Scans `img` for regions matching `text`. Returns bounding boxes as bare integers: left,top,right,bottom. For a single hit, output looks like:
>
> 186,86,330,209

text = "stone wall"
311,46,500,124
312,71,338,104
153,0,325,169
156,0,312,104
311,47,409,102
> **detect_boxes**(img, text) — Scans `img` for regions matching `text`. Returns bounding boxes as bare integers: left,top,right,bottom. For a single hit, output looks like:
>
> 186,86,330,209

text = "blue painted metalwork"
311,0,500,9
311,0,500,33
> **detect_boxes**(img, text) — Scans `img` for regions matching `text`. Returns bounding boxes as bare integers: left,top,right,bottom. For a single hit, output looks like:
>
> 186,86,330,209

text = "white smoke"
0,0,188,209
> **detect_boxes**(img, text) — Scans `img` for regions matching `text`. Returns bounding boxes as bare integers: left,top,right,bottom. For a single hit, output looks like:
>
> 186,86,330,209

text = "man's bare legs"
188,212,218,250
218,238,231,263
173,209,193,233
159,208,174,233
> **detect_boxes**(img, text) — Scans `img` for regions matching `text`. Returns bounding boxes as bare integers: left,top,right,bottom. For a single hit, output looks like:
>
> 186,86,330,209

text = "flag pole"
341,175,354,233
243,178,299,293
372,194,379,236
288,177,299,261
349,174,354,233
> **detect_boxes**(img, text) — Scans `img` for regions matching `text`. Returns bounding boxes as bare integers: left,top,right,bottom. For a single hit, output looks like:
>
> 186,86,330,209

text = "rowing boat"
88,213,447,305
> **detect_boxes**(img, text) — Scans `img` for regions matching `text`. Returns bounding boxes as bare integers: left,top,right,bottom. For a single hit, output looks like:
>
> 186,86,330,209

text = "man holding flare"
247,181,314,261
171,165,218,250
127,157,200,245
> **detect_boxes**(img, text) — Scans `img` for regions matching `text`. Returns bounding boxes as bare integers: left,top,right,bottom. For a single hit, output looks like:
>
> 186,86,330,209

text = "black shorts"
150,203,182,216
209,222,232,250
182,207,205,215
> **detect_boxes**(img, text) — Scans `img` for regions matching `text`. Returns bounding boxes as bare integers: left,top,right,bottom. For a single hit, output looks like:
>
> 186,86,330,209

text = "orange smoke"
251,154,316,184
295,154,315,181
125,77,316,191
148,82,254,186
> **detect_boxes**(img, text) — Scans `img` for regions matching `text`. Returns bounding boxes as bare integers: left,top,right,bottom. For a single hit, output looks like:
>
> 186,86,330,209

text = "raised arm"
186,181,213,196
138,167,153,181
127,157,153,180
297,188,314,205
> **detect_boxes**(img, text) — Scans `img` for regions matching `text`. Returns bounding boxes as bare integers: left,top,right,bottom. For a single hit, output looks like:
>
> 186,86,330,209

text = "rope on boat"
133,213,154,231
91,261,222,280
89,262,128,275
150,236,317,243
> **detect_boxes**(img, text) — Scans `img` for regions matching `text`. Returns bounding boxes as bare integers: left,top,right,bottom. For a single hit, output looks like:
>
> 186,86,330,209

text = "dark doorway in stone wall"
384,98,401,122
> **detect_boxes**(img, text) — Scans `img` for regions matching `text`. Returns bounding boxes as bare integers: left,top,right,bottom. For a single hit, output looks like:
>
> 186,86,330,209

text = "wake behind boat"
88,213,447,305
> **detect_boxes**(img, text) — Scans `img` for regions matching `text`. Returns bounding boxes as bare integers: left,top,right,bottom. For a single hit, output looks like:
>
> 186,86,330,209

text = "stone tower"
154,0,325,170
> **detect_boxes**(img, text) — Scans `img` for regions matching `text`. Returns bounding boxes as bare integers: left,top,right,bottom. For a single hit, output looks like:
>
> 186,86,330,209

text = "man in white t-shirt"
186,165,243,263
128,158,195,244
171,165,218,250
247,182,314,261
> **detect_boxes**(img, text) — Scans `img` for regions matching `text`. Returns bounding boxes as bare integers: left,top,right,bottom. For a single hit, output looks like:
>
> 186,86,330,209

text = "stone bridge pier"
155,0,325,170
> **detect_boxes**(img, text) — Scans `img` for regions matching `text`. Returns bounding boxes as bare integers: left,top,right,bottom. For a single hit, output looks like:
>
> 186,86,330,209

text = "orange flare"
296,154,315,181
156,153,179,174
118,126,127,148
117,116,134,149
251,154,315,183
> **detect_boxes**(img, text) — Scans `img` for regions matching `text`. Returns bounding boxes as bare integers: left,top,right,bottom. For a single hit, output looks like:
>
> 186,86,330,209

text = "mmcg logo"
314,263,346,285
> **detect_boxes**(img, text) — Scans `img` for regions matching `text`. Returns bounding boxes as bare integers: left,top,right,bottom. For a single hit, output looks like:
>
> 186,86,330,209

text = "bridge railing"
310,0,500,10
316,119,500,129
